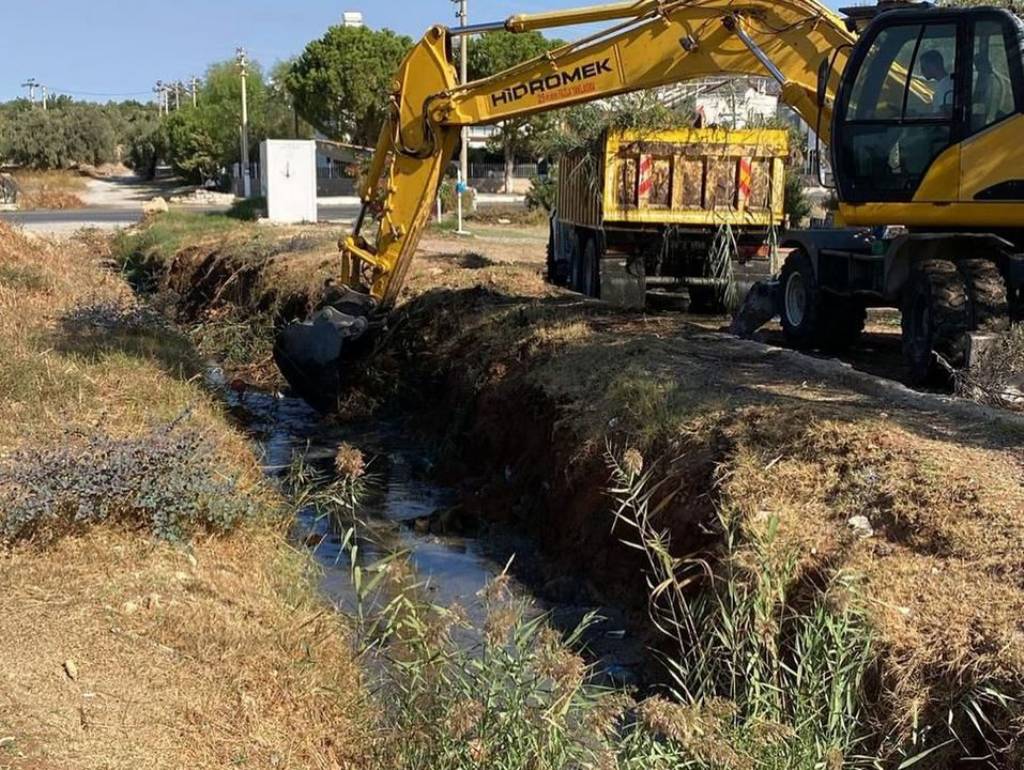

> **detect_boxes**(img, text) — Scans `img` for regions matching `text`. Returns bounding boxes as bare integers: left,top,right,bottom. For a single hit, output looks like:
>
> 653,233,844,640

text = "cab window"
839,23,959,201
969,19,1018,134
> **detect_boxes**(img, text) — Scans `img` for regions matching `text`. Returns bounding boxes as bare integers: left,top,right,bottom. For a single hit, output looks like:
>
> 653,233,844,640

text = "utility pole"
21,78,38,104
236,48,251,198
190,76,198,107
41,85,48,111
173,81,181,111
454,0,469,187
155,81,168,115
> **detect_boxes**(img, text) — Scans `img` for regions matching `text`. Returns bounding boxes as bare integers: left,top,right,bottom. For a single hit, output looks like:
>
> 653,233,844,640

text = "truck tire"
567,229,583,293
546,219,559,284
581,235,600,298
957,258,1009,333
779,248,821,348
901,260,969,384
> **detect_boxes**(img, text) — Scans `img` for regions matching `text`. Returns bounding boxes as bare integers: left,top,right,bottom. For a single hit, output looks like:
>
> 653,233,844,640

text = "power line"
36,85,155,98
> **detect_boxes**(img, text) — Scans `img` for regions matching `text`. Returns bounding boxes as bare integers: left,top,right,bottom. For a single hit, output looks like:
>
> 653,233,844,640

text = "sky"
0,0,841,103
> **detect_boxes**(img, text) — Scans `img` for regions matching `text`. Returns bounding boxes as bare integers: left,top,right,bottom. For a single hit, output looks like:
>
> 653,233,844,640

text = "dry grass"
0,528,369,769
12,170,87,210
0,221,372,768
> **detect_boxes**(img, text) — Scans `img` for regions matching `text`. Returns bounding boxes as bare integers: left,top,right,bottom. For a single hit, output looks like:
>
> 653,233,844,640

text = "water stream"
214,373,648,687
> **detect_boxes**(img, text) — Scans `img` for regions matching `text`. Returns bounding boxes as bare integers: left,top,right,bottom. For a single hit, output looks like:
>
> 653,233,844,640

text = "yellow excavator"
275,0,1024,406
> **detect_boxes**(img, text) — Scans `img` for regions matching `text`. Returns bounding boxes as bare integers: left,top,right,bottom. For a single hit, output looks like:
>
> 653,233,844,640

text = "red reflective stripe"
638,154,653,200
738,157,753,203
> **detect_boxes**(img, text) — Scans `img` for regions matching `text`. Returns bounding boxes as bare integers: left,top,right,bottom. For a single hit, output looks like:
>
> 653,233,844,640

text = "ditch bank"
0,222,370,769
117,213,1024,767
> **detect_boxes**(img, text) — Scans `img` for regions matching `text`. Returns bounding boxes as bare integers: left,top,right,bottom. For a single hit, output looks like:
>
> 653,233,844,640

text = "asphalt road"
0,203,365,232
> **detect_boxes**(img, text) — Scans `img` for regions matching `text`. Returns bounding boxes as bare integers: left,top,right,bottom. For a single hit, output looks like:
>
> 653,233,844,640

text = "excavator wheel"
901,260,969,385
779,248,820,348
779,248,865,351
957,258,1010,333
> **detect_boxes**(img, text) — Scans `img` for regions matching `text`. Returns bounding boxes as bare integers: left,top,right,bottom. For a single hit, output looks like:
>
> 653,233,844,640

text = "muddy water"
212,372,647,687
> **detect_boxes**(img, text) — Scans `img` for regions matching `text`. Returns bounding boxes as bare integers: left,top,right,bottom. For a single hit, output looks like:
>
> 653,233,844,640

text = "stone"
847,515,874,538
142,196,169,214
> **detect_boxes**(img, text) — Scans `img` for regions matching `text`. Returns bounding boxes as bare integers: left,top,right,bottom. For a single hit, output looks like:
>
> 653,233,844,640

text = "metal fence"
468,163,540,180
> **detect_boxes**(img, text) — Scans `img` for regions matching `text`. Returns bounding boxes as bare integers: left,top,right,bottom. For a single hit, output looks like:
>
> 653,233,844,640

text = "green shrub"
0,419,257,544
525,172,557,212
438,179,475,214
227,195,266,221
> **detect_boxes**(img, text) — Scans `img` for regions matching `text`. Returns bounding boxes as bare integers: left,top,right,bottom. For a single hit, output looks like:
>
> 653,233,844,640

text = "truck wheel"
958,258,1009,333
546,219,559,284
567,229,583,292
779,248,820,348
581,236,600,298
901,260,969,384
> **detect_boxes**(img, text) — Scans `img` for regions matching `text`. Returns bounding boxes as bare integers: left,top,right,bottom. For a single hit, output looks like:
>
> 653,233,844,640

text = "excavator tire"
779,248,821,348
901,259,969,385
957,258,1010,333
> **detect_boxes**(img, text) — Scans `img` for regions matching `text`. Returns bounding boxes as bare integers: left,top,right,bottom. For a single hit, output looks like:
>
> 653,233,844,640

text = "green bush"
0,420,257,544
784,175,812,228
525,172,557,212
438,179,475,215
227,195,265,221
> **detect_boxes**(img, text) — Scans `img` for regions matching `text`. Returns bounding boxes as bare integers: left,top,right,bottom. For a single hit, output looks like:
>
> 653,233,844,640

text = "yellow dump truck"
547,126,789,310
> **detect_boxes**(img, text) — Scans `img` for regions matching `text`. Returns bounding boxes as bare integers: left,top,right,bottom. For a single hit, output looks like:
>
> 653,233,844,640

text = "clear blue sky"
0,0,841,103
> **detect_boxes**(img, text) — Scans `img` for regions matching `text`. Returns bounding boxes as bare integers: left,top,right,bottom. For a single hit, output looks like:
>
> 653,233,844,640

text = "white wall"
260,140,317,224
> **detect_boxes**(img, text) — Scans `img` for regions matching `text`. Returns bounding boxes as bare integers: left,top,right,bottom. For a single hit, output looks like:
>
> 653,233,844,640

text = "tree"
162,57,299,184
286,25,412,145
267,59,314,141
468,31,564,193
0,102,119,169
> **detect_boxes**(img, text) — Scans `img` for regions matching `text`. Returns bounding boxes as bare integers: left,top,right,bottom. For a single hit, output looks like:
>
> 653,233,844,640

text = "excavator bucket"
272,289,377,411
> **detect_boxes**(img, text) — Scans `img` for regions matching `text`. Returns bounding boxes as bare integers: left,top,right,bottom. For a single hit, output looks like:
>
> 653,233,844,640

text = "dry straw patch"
0,528,369,769
12,170,87,210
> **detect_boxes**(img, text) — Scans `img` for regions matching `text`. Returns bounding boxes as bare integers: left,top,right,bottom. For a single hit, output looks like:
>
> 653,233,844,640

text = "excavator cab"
832,6,1024,207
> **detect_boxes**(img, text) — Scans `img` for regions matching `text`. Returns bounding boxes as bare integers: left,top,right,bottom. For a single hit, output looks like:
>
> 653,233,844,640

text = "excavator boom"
345,0,854,310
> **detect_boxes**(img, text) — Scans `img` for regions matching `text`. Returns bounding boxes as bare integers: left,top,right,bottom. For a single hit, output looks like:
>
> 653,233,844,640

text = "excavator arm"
275,0,855,407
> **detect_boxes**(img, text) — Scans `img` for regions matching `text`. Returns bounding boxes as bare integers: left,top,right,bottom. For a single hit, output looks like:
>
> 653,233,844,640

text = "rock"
498,218,512,225
847,515,874,538
142,196,169,215
64,659,79,681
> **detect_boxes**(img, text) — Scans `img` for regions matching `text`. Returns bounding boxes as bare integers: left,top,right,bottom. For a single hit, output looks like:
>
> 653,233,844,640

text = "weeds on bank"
607,445,876,768
111,212,242,291
0,414,257,545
